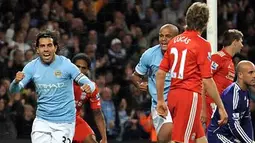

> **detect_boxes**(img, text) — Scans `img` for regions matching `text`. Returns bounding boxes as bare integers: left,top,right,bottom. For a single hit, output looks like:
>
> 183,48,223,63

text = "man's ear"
238,72,243,79
36,48,39,54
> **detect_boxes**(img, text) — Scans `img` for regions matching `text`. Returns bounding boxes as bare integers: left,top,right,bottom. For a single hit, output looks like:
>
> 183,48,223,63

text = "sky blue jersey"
9,55,95,123
207,83,254,143
135,45,171,108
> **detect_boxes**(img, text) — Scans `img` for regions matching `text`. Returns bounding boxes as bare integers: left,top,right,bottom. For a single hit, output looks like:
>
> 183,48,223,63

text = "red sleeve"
211,54,221,75
88,86,101,110
197,41,212,78
73,82,82,101
159,45,171,72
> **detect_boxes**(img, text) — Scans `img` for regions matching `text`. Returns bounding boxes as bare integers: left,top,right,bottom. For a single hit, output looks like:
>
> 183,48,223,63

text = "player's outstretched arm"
202,78,228,126
156,69,168,117
93,109,107,143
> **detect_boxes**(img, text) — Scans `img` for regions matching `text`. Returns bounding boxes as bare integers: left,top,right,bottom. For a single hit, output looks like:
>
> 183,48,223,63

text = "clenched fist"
81,84,92,94
15,71,25,83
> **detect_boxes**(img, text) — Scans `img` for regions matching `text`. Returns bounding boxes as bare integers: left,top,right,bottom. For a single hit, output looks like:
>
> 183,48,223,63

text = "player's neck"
223,46,235,57
236,81,248,91
161,50,166,55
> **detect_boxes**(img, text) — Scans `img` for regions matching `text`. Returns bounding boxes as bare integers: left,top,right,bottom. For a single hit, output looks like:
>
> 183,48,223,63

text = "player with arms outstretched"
156,2,228,143
72,53,107,143
9,30,95,143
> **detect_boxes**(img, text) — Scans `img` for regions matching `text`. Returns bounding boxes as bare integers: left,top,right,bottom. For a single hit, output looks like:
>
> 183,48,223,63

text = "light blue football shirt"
9,55,95,123
135,44,171,108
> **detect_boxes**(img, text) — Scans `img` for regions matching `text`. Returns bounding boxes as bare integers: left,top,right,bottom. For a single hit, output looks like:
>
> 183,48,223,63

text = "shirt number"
170,47,187,79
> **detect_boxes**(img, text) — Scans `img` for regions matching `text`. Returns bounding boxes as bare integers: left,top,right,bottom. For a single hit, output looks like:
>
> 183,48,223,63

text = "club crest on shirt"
54,70,62,78
211,61,218,70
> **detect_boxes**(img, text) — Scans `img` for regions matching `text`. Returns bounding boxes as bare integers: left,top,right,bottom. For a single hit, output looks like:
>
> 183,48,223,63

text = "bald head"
160,24,179,36
236,60,255,88
159,24,179,51
236,60,255,73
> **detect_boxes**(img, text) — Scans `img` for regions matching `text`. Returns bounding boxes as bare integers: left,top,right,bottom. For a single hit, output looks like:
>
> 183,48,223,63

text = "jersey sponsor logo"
54,70,62,78
211,61,218,70
37,82,65,89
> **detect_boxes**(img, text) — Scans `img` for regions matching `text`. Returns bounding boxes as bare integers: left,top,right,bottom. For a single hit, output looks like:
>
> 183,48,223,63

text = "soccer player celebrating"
9,30,95,143
207,60,255,143
202,29,244,128
72,53,107,143
156,2,228,143
131,24,179,142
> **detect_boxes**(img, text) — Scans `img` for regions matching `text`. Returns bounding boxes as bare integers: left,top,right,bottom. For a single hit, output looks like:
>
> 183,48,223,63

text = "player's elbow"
156,69,167,79
202,78,214,89
131,72,141,84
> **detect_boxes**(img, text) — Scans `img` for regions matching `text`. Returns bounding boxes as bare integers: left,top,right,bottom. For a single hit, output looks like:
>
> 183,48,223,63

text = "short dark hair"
222,29,243,47
35,30,59,47
72,53,91,69
185,2,209,32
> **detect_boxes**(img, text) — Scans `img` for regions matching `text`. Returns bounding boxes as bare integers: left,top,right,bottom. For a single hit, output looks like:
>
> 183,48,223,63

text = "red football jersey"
73,82,101,116
207,49,235,100
159,31,212,94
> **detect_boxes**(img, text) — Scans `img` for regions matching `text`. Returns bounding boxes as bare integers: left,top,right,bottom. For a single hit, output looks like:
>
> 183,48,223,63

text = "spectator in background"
107,38,126,74
100,86,118,139
24,49,35,65
0,97,17,139
15,104,35,139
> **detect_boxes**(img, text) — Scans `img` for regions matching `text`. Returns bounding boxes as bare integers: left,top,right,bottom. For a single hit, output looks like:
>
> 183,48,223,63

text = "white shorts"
31,117,75,143
151,107,172,134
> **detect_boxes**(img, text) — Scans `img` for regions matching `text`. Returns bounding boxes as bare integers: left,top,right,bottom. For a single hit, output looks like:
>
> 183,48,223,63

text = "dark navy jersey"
207,82,254,143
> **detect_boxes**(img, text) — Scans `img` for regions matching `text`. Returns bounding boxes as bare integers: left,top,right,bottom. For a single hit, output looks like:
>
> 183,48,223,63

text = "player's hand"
200,107,207,124
157,100,168,117
139,82,148,92
100,138,107,143
15,71,25,83
81,84,92,94
218,107,228,126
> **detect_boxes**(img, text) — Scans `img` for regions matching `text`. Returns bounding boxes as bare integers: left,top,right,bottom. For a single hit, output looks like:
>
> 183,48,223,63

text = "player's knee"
157,123,172,141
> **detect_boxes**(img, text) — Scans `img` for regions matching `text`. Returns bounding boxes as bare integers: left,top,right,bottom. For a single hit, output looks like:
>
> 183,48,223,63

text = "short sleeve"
89,86,101,110
211,54,221,75
135,50,151,75
197,42,212,78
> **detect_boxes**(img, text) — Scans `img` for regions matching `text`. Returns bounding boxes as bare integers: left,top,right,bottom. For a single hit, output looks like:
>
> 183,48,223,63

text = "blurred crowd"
0,0,255,142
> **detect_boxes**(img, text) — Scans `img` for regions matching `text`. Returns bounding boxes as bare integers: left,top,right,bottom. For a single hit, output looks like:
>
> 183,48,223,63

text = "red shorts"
73,116,94,142
167,89,205,143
